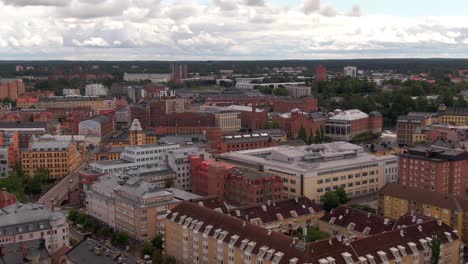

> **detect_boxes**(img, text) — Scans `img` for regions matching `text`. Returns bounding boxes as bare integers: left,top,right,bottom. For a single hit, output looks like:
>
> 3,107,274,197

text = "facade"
0,121,50,148
21,137,83,179
398,146,468,197
129,104,150,129
208,132,279,154
439,106,468,125
218,142,398,202
87,175,179,240
344,66,357,78
0,203,69,254
0,78,25,100
190,157,284,206
396,112,439,145
123,73,171,83
153,112,215,128
325,109,383,141
166,201,463,264
285,85,311,98
17,96,107,115
62,88,81,96
315,65,327,82
84,83,108,96
214,111,241,132
273,110,327,139
378,183,468,242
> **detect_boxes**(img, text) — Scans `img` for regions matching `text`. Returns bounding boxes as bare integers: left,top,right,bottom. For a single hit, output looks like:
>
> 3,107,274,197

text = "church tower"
129,119,145,146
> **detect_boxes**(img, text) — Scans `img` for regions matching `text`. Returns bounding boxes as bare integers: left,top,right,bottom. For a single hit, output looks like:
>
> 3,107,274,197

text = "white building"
235,82,306,90
285,85,311,98
344,66,358,78
123,73,171,83
166,147,212,191
90,143,181,174
0,203,69,254
63,88,81,96
85,83,108,96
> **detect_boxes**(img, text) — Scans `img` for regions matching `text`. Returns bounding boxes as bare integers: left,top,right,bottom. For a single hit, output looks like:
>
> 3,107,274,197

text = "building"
153,112,215,128
201,105,267,130
166,201,462,264
0,190,16,209
214,111,242,132
325,109,383,141
344,66,357,78
218,142,398,202
123,73,171,83
207,130,279,154
0,121,53,148
21,136,83,179
235,82,305,90
171,63,188,82
66,238,137,264
229,197,324,234
190,157,284,206
396,112,439,145
79,115,115,140
0,203,69,254
166,147,211,191
86,174,179,240
0,78,25,100
378,183,468,241
17,96,107,115
0,131,19,175
398,145,468,197
285,85,311,98
0,239,51,264
315,65,327,82
129,104,150,129
62,88,81,96
273,110,327,139
439,106,468,125
85,83,108,96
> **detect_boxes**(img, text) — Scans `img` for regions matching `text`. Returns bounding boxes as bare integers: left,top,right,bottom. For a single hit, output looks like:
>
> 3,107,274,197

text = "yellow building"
21,137,83,179
17,96,107,115
214,111,241,132
166,201,463,264
439,105,468,125
379,183,468,242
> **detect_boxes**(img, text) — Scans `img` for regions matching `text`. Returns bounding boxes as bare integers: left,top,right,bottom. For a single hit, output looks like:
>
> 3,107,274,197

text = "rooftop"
66,238,137,264
0,239,50,264
329,109,369,121
0,203,63,227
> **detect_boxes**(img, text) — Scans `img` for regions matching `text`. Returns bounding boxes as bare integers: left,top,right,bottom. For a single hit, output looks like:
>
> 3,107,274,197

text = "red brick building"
207,132,278,154
205,97,318,113
190,156,283,206
129,104,150,129
0,131,19,168
0,79,25,100
153,112,215,128
315,65,327,82
325,109,383,141
399,146,468,197
273,110,327,139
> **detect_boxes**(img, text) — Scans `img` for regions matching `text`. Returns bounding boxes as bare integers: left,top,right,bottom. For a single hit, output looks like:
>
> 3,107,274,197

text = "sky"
1,0,468,60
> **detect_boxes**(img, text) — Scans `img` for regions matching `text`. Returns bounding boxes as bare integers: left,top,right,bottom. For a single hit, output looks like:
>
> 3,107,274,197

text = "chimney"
242,221,246,227
261,205,267,212
235,210,241,217
400,230,404,237
198,201,204,207
268,229,272,235
417,226,422,232
437,220,442,226
294,197,299,203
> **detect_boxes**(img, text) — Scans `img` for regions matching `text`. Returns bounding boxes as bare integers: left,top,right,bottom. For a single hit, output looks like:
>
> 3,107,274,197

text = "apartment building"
166,201,462,264
378,183,468,241
166,147,211,191
399,145,468,197
87,174,179,240
285,85,311,98
21,136,83,179
85,83,108,96
396,112,439,145
0,78,25,100
0,121,53,148
439,105,468,125
190,157,283,206
16,96,107,115
218,142,397,202
0,203,69,254
229,197,324,234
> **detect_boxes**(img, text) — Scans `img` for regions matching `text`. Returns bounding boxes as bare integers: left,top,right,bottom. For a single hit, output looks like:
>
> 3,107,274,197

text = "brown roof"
0,190,16,209
190,196,230,214
231,197,323,224
379,183,468,211
168,202,460,264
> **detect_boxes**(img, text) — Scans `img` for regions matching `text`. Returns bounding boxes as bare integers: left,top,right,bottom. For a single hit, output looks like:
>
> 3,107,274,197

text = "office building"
166,147,211,191
21,136,83,179
218,142,398,202
86,174,179,240
285,85,311,98
0,203,69,254
315,65,327,82
166,201,462,264
399,146,468,197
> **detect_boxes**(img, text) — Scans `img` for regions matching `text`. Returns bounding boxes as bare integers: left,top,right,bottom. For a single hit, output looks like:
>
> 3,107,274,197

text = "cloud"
301,0,320,15
213,0,238,11
319,5,337,17
72,37,110,47
243,0,264,7
347,5,362,17
0,0,68,6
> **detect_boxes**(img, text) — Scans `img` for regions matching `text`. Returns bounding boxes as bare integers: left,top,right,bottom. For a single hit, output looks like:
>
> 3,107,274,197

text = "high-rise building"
398,146,468,197
315,65,327,82
84,83,108,97
170,63,188,82
0,78,25,100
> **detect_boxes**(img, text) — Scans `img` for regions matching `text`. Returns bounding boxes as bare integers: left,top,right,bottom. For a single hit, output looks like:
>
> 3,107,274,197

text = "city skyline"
1,0,468,60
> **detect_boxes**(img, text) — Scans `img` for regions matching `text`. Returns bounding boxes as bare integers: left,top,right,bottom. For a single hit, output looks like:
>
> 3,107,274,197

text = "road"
38,154,91,208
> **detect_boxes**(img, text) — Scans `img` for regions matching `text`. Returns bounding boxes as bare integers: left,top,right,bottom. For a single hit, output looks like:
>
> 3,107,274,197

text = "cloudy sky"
1,0,468,60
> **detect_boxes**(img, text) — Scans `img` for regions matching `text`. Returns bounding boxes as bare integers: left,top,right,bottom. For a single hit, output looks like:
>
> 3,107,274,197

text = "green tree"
307,130,314,145
68,209,79,223
303,226,329,242
112,231,130,246
431,234,442,264
152,234,164,250
298,127,308,143
335,187,349,204
272,121,281,129
165,179,174,188
273,86,288,96
140,240,154,257
321,191,340,211
263,122,272,129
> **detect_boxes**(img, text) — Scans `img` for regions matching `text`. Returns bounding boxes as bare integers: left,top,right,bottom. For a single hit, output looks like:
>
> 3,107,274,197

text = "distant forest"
2,59,468,77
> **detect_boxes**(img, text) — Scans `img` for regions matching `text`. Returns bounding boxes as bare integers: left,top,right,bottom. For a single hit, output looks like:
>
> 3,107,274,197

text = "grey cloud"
213,0,237,11
319,6,337,17
347,5,362,17
243,0,264,7
0,0,68,6
301,0,320,15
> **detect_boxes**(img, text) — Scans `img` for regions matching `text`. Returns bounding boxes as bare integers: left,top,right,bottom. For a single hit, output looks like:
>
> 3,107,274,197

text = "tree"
152,234,164,250
431,234,442,264
140,240,154,257
335,187,349,204
321,191,340,211
68,209,79,223
303,226,329,242
272,121,281,129
298,127,308,143
273,86,288,96
263,122,272,129
165,179,174,188
112,231,130,246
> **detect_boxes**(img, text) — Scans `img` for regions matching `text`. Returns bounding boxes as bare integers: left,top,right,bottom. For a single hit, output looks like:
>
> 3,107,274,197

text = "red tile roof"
0,190,16,209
